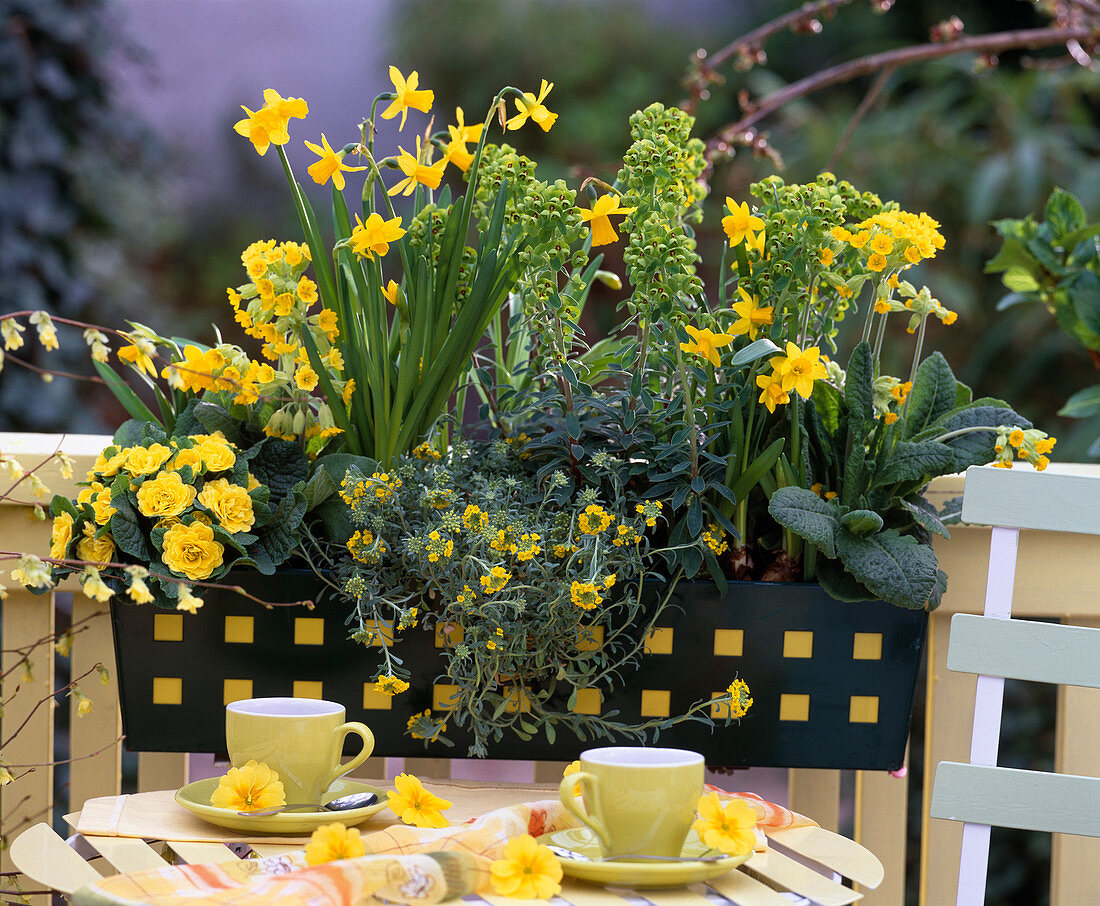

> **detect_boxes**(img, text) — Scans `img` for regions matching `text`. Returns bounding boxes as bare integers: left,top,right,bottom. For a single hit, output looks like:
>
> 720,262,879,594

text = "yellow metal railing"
2,432,1098,905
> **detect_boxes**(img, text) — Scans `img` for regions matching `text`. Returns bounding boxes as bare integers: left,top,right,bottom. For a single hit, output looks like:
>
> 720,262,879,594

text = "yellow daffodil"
578,195,635,247
441,107,483,172
381,280,401,307
386,772,452,828
755,372,790,413
349,212,405,260
117,341,157,376
304,134,366,191
722,199,764,248
388,137,447,197
769,341,828,400
692,792,758,857
729,287,774,340
210,760,285,812
161,345,224,393
680,325,735,367
489,834,563,899
305,821,366,865
506,80,557,132
261,89,308,126
381,66,433,130
233,105,286,156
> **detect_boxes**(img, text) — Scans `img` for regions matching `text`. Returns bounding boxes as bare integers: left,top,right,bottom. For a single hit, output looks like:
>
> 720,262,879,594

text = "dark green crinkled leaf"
901,496,951,538
918,401,1031,471
815,555,876,602
301,467,338,510
112,419,145,448
768,487,839,558
873,440,956,486
109,496,152,561
252,486,307,569
835,528,940,610
845,341,874,430
905,352,957,439
842,443,865,507
839,509,883,537
245,439,309,500
193,402,243,444
172,399,204,437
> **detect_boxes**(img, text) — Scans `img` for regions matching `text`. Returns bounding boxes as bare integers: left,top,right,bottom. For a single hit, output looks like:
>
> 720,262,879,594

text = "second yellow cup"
559,746,704,858
225,697,374,804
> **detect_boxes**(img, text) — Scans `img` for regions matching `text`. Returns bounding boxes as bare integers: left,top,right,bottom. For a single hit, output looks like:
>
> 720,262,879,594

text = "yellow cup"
225,697,374,804
559,746,704,858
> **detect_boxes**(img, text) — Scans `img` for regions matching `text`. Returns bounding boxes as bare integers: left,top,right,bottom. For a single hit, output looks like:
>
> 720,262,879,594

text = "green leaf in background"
192,402,243,444
768,487,839,558
93,360,161,426
814,555,875,603
901,495,952,538
1058,384,1100,418
919,401,1031,471
835,528,940,610
112,419,145,448
1044,186,1087,238
301,467,338,510
905,352,957,439
1068,269,1100,340
252,486,307,569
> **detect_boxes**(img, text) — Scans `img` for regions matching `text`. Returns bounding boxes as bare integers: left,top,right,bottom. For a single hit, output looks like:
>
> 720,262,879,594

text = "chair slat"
8,823,102,896
961,466,1100,535
947,614,1100,689
931,762,1100,837
165,841,237,865
82,835,169,873
707,869,796,906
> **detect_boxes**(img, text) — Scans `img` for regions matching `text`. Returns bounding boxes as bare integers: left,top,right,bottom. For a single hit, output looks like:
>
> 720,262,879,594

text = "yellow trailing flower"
81,567,112,602
210,760,285,812
578,195,635,247
722,199,764,248
577,503,613,535
305,822,366,865
176,584,204,614
388,137,447,197
681,325,734,368
692,792,758,857
349,213,405,260
729,287,773,340
489,834,563,899
381,66,434,131
506,80,557,132
375,674,410,696
386,772,452,828
480,565,512,594
725,678,753,719
570,580,602,610
304,133,366,191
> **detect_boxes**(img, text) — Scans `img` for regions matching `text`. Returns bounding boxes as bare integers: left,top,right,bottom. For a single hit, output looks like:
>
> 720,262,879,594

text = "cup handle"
328,721,375,786
559,771,610,852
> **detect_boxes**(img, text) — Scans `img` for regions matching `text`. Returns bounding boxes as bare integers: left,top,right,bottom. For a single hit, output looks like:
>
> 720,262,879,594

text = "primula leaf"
251,486,306,569
109,496,152,562
301,467,338,511
172,399,204,437
839,509,884,537
905,352,957,439
873,440,956,487
193,402,243,444
842,443,865,507
901,495,952,538
245,438,309,501
844,342,874,430
919,401,1031,471
835,528,940,610
768,487,839,558
815,555,876,603
112,419,145,448
1058,384,1100,419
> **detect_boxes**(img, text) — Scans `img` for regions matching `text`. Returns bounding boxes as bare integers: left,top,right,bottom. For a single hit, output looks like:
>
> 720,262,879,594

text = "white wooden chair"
930,465,1100,904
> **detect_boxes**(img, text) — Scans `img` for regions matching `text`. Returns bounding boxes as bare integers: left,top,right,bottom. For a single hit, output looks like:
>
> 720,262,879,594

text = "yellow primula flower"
381,66,433,130
349,213,405,260
304,133,366,191
76,522,115,566
692,792,758,857
386,772,452,828
161,521,224,581
729,287,773,340
388,137,447,197
50,511,74,560
295,363,319,391
506,80,557,132
162,345,224,393
489,834,563,899
136,470,197,518
578,195,635,247
197,478,255,534
680,324,734,368
210,760,285,812
305,822,366,865
722,199,765,248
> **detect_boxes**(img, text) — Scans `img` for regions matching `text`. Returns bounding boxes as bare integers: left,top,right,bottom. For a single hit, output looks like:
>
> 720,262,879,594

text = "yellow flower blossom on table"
729,287,774,340
722,199,765,248
681,325,734,368
388,137,447,197
506,80,557,132
769,341,828,400
304,133,366,191
578,195,635,247
489,834,563,899
161,521,224,581
210,760,285,812
386,772,452,828
692,792,758,857
349,213,405,261
305,821,366,865
381,66,434,131
562,760,582,797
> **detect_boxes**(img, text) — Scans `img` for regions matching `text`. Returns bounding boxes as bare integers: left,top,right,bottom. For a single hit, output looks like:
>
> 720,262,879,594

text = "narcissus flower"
381,66,434,130
232,92,305,156
304,134,366,191
578,195,635,247
506,80,557,132
681,325,735,367
349,213,405,260
722,199,764,248
388,137,447,196
441,107,483,172
490,834,563,899
386,772,452,828
755,373,790,413
769,341,828,400
729,287,774,340
692,792,758,857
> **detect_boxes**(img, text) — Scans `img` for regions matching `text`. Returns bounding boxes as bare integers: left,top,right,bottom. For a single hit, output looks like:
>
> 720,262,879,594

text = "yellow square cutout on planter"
294,617,324,645
853,632,883,660
223,679,253,705
224,615,254,644
152,677,182,705
849,695,879,723
573,688,602,715
293,681,323,699
433,684,460,710
640,689,671,717
363,685,393,710
504,687,532,714
643,627,674,654
713,629,744,656
783,631,813,658
153,613,184,642
779,693,810,721
576,625,604,652
434,623,464,647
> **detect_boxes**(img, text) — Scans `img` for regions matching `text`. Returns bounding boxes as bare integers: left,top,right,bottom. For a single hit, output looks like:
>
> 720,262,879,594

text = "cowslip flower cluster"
992,427,1057,470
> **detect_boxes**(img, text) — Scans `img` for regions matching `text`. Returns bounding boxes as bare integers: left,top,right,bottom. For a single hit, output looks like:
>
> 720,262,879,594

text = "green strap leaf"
93,360,161,427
